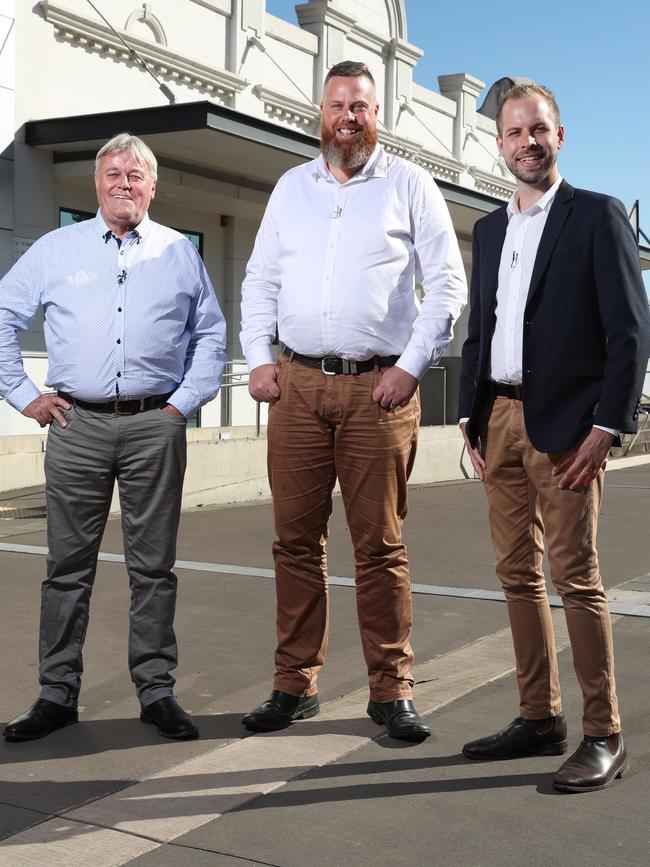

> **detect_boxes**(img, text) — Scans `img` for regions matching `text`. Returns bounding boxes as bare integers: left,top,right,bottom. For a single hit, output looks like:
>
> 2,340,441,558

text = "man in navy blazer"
458,83,650,792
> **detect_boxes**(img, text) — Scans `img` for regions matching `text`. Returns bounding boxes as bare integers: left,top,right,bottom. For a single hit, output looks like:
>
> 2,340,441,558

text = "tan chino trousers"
481,396,620,736
267,353,420,702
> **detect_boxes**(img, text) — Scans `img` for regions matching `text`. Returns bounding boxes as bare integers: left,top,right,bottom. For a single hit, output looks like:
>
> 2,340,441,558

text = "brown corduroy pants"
481,396,620,736
267,353,420,702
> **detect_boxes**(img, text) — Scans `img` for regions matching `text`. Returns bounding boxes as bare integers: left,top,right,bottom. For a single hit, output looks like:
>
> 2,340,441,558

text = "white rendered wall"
0,0,14,277
0,0,516,437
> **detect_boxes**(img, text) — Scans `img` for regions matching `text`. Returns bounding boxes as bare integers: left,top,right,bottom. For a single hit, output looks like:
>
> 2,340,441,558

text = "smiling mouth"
112,195,133,200
337,128,361,136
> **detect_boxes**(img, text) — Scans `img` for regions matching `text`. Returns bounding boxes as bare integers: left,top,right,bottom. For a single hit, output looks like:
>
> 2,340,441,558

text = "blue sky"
267,0,650,292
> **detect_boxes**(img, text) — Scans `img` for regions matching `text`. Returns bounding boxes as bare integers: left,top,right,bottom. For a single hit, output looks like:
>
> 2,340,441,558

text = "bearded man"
459,84,650,791
239,61,467,741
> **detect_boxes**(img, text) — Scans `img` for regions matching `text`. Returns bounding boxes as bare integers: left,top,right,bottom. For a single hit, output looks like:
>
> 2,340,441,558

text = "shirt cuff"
395,348,435,381
166,387,197,419
246,344,275,372
5,379,42,413
594,424,619,437
458,417,469,426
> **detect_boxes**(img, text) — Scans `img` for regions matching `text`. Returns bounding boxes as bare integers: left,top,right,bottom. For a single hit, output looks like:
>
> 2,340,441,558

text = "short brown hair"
324,61,375,90
496,84,560,135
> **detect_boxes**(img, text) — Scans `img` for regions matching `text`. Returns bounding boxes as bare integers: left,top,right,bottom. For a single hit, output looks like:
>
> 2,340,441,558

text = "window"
59,207,94,227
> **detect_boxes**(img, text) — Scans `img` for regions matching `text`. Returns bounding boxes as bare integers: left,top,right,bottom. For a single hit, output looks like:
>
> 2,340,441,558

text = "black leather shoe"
553,733,630,792
4,698,78,741
462,713,568,760
367,699,431,743
241,690,320,732
140,697,199,739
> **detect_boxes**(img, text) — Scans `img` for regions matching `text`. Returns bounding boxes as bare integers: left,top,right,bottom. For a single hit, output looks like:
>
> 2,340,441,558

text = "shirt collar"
507,175,563,218
96,209,150,243
312,143,387,183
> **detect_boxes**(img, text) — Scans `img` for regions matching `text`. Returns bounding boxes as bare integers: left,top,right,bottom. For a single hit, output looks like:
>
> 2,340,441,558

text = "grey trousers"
40,404,187,707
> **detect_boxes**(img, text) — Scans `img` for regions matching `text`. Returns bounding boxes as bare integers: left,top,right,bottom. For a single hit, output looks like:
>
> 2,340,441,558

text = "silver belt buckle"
321,357,338,375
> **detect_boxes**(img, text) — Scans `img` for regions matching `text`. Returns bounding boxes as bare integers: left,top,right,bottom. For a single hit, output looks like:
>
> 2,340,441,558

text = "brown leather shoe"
462,714,568,760
553,733,630,792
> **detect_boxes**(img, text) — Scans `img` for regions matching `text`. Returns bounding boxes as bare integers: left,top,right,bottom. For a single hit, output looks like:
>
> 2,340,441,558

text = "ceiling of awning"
26,100,507,228
26,100,319,194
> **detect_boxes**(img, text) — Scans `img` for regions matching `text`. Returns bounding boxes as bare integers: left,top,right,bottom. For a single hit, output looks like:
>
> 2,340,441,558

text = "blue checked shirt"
0,212,227,418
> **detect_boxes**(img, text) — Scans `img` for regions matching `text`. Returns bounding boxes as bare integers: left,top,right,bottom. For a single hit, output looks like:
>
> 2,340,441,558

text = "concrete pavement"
0,458,648,866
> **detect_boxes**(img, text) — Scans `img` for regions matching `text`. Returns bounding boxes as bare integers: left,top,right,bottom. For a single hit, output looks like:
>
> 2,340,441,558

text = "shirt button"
117,372,122,378
118,307,122,312
116,339,121,344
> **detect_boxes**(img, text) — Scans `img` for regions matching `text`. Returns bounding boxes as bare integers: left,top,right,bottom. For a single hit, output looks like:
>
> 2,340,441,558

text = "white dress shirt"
490,176,563,383
240,144,467,380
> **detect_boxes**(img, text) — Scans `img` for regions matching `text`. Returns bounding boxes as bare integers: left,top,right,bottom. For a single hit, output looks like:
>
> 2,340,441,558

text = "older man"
240,61,467,741
1,134,226,741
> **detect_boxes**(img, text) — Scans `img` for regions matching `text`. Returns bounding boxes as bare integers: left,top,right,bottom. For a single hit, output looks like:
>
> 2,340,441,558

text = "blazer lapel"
526,180,575,307
483,208,508,321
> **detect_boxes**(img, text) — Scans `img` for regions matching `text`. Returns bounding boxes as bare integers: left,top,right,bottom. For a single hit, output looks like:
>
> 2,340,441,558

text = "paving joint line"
2,542,649,618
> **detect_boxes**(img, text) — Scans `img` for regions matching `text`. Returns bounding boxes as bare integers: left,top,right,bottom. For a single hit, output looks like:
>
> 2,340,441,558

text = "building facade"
0,0,554,436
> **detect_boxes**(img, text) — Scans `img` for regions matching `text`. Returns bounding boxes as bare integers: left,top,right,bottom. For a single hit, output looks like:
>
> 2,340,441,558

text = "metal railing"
219,360,260,434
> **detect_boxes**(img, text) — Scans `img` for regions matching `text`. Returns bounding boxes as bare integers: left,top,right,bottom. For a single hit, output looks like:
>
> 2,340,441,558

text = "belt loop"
374,356,380,371
288,350,295,362
139,397,145,411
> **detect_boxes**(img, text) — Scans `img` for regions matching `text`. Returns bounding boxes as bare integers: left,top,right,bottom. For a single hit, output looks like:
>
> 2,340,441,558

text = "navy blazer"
459,180,650,453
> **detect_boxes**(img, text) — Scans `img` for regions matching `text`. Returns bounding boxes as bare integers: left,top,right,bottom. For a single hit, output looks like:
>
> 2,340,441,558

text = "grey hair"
95,133,158,180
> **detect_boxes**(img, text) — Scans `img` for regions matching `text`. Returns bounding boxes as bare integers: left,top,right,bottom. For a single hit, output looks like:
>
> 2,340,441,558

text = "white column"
437,73,485,162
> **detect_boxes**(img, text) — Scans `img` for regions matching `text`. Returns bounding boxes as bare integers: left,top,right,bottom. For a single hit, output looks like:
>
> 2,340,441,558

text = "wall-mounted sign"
13,237,34,263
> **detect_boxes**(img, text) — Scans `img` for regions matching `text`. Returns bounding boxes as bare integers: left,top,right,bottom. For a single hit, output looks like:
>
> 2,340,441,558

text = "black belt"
490,381,523,400
58,391,173,415
283,348,399,376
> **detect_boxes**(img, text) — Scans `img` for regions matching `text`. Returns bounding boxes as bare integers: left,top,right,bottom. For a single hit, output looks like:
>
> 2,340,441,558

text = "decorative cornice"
295,2,356,34
378,130,462,184
40,1,247,101
385,36,422,66
468,166,516,199
252,84,319,130
438,72,485,99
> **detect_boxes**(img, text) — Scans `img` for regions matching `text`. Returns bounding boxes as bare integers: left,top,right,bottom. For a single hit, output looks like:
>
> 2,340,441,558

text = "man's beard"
321,122,378,171
507,148,557,185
